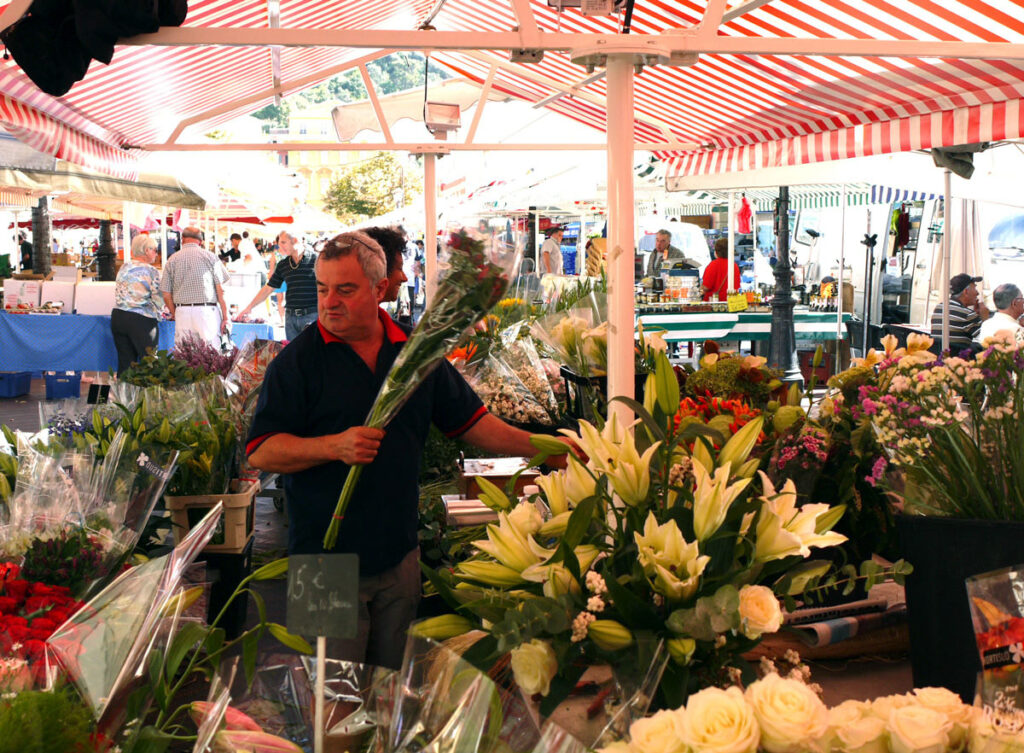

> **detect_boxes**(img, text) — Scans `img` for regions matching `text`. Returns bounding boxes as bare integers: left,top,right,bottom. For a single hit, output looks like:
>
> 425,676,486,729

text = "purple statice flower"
865,456,888,487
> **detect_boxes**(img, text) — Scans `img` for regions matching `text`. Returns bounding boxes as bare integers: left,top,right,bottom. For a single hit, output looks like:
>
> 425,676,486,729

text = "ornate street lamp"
768,186,803,385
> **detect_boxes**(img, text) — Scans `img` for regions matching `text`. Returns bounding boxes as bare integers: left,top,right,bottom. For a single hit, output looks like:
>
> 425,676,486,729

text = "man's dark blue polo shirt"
246,310,486,575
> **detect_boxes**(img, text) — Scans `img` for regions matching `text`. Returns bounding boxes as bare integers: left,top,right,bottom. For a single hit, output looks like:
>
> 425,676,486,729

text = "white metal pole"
941,169,951,350
727,190,736,292
837,184,847,348
605,54,635,425
161,207,169,267
424,152,438,304
314,635,325,753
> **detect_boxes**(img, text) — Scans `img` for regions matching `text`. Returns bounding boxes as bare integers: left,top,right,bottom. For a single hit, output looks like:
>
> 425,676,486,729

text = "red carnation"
0,596,17,614
30,617,57,634
4,580,28,600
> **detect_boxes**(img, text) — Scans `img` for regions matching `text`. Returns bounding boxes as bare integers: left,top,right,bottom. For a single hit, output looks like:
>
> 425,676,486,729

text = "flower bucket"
898,514,1024,702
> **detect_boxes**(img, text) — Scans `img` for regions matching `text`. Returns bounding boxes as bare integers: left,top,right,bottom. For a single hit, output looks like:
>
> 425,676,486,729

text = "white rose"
678,686,760,753
737,585,783,639
887,704,952,753
745,673,828,753
823,700,869,751
835,716,888,753
509,639,558,697
869,693,915,721
629,709,688,753
508,500,543,536
912,687,971,751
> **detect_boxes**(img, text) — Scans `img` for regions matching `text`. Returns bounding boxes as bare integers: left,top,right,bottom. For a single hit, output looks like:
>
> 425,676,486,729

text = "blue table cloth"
0,312,274,372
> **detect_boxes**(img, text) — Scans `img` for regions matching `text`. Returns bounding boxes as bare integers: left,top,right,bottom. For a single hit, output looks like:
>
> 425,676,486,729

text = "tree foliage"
250,52,448,130
322,152,423,224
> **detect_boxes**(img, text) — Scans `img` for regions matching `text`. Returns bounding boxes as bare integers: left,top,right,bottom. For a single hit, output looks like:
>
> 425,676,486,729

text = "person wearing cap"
245,230,572,670
977,283,1024,344
541,227,563,275
930,273,988,352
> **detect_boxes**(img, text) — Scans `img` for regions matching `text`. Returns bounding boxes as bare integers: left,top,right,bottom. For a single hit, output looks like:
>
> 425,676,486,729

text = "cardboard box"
74,281,116,315
3,278,41,309
51,265,82,283
41,280,76,313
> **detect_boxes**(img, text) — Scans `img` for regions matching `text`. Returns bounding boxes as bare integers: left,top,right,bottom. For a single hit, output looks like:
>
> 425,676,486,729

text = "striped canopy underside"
0,0,1019,181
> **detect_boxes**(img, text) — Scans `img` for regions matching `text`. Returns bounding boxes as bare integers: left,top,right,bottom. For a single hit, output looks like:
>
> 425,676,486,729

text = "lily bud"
409,614,475,641
588,619,634,651
667,637,696,665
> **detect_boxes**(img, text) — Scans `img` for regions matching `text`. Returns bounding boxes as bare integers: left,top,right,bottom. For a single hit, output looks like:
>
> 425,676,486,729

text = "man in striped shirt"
239,230,318,340
931,273,989,354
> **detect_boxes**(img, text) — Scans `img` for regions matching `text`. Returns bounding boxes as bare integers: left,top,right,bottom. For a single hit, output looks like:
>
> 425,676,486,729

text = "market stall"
637,308,851,344
0,311,274,371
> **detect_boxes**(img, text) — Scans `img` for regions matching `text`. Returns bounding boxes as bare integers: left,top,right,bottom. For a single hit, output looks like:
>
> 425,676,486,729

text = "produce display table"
636,307,851,343
0,312,274,372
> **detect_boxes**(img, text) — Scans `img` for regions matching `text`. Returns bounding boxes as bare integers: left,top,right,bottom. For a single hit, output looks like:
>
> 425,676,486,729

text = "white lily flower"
633,513,709,601
754,472,848,562
608,434,661,507
691,459,752,542
472,512,538,572
536,472,571,515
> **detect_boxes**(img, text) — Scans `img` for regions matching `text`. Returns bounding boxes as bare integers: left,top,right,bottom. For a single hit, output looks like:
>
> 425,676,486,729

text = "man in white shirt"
977,282,1024,344
541,227,563,275
161,226,230,347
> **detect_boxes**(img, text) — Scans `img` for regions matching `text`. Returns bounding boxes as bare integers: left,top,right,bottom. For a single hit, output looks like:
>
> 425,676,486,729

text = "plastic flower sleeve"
460,354,553,427
299,656,397,751
324,228,523,549
46,502,224,718
496,332,559,422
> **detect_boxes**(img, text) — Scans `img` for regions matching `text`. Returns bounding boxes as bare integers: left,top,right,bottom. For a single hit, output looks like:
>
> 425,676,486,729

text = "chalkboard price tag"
286,554,359,639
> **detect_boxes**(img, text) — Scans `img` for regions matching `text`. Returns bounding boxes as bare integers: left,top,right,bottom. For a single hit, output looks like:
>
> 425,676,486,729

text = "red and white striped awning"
0,0,1021,183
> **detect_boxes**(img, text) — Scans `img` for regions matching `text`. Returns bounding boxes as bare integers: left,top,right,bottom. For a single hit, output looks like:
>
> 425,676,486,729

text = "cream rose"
745,673,828,753
913,687,972,751
737,585,783,639
836,716,888,753
869,693,915,721
628,709,688,753
887,704,952,753
509,639,558,697
677,686,760,753
823,700,869,751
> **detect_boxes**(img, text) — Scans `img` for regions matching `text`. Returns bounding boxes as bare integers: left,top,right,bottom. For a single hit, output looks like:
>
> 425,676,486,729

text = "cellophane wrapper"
458,353,554,427
46,503,224,720
498,327,560,422
224,339,284,481
968,564,1024,730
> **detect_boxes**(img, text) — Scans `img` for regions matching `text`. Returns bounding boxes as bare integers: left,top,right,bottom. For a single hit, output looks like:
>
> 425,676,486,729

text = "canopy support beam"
606,53,636,425
139,141,703,151
125,27,1024,61
359,64,394,144
424,152,438,305
163,50,393,144
464,64,497,145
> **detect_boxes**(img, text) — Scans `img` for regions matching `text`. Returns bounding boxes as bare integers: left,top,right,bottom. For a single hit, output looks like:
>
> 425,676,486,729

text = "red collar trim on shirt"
317,308,409,345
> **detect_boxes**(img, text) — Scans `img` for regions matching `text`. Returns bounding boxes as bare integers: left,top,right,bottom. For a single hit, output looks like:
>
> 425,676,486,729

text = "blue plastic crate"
45,371,81,400
0,372,31,398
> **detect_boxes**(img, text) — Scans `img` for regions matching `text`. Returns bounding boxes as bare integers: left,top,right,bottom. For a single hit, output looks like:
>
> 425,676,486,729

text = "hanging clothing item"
737,196,753,235
896,208,911,248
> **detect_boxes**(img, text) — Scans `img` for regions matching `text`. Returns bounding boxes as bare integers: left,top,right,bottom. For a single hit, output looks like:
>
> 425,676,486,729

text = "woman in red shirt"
702,238,742,302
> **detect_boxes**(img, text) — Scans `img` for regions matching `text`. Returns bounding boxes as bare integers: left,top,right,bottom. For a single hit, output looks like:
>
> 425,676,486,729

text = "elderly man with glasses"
977,282,1024,344
245,231,571,670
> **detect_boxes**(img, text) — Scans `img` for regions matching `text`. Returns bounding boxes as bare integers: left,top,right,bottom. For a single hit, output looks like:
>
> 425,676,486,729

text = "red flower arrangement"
675,395,764,436
0,562,85,686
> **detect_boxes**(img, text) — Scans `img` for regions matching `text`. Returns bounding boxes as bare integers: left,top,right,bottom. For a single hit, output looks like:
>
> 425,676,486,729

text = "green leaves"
268,622,314,653
490,596,570,654
666,584,740,641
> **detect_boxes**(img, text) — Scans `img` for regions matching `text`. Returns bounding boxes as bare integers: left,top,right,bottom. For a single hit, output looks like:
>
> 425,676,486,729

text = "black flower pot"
898,514,1024,702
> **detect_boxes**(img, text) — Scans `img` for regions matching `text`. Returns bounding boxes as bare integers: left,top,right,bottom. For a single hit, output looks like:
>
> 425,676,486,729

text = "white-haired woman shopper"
110,233,163,374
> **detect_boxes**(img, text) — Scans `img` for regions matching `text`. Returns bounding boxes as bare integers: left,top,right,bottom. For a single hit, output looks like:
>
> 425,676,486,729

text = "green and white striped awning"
667,183,937,217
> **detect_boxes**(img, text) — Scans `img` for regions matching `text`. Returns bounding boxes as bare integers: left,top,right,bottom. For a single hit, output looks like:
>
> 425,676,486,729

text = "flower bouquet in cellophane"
324,228,522,550
415,351,908,747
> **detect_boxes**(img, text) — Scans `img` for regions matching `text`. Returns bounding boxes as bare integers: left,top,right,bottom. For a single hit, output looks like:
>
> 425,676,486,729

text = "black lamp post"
768,186,803,385
96,220,116,281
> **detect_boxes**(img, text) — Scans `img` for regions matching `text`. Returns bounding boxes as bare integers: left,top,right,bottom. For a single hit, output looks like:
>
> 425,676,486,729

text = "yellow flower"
588,619,634,651
667,637,696,665
634,513,709,601
521,544,600,597
453,560,525,587
538,511,572,538
753,473,847,562
608,433,660,507
563,456,599,504
536,472,570,515
691,459,752,542
471,512,537,572
852,349,884,368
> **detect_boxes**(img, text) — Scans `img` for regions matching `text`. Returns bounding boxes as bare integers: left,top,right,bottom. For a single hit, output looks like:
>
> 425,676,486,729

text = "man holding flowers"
246,230,567,669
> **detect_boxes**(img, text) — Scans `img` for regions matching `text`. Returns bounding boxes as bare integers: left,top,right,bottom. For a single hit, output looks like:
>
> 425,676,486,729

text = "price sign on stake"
287,554,359,753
